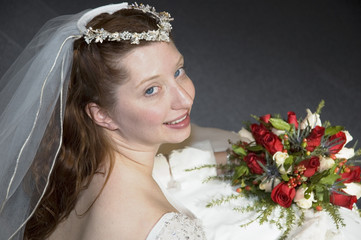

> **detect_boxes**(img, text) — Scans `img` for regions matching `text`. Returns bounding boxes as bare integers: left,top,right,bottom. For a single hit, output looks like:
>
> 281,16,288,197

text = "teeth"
166,115,187,125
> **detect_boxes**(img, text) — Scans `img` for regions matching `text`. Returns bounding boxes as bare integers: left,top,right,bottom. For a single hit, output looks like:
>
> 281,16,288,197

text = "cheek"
185,78,196,100
120,103,167,128
138,107,167,126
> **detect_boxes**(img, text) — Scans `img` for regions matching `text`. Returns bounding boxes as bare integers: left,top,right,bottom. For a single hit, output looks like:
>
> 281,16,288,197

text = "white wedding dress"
153,124,361,240
146,212,206,240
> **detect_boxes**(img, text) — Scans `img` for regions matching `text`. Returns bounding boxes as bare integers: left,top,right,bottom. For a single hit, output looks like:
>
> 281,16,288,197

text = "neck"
108,131,160,176
114,147,158,176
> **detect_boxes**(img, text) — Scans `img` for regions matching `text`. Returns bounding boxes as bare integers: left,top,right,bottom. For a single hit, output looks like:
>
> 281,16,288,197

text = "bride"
1,2,360,240
0,2,207,240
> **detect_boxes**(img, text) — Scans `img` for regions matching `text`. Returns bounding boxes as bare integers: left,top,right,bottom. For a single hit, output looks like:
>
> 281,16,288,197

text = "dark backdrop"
1,0,360,138
1,0,361,171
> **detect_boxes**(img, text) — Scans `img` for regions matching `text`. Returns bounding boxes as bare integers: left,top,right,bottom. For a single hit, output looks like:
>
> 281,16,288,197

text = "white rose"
343,130,353,145
259,178,281,192
238,127,255,144
273,151,291,174
272,128,285,136
336,131,355,159
336,147,355,159
319,156,335,172
300,109,322,129
344,182,361,199
294,187,315,209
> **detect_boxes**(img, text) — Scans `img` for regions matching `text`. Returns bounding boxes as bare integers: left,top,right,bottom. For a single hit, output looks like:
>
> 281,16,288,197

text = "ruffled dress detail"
146,212,206,240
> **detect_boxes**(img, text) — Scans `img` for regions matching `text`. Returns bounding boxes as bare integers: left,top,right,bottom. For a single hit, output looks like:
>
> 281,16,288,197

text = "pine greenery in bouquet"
205,101,361,239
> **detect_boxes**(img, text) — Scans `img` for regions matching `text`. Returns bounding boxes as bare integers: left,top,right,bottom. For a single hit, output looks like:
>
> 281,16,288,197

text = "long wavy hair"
24,8,163,239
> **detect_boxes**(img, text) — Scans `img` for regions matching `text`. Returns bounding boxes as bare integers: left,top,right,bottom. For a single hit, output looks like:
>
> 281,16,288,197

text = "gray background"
1,0,361,205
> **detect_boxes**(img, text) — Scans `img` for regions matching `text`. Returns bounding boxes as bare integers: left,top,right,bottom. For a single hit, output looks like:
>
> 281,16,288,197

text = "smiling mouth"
164,114,188,125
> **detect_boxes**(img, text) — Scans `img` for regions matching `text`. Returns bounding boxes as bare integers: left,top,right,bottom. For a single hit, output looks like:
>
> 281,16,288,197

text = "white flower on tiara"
83,3,174,45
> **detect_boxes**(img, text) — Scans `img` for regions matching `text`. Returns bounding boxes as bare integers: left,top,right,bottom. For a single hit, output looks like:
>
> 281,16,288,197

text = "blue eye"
145,87,154,95
174,67,184,78
145,86,159,96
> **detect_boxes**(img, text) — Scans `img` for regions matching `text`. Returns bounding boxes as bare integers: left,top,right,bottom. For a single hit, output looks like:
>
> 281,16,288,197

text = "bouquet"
209,101,361,239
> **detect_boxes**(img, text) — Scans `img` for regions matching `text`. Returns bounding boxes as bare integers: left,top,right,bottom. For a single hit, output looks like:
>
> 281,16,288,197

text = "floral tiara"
82,3,173,44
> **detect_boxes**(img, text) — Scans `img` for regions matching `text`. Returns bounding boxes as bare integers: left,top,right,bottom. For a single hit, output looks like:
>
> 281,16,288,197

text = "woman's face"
110,42,195,147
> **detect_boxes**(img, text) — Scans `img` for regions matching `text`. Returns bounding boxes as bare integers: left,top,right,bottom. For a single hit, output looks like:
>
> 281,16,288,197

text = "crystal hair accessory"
81,3,173,44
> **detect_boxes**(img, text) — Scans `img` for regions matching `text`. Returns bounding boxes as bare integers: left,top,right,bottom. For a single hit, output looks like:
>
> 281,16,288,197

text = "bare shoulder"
81,189,170,240
50,166,177,240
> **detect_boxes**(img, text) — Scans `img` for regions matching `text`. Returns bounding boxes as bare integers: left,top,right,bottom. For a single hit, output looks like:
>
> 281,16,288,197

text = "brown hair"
24,8,163,239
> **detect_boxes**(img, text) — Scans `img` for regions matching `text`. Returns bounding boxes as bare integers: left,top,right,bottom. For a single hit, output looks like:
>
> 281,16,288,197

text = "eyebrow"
136,54,184,88
177,54,184,66
136,74,160,88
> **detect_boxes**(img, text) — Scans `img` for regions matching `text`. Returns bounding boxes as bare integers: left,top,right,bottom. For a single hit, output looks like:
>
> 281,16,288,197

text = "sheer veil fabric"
0,3,129,239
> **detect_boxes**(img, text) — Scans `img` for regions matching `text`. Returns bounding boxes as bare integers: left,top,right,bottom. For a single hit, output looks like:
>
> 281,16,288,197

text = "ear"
85,103,118,130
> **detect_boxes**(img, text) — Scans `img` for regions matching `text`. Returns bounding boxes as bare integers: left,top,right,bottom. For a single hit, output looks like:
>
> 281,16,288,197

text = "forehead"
120,42,182,83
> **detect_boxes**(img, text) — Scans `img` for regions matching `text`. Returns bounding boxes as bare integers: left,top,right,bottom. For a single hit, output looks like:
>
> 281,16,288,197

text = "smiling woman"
2,1,361,240
105,42,195,146
0,3,204,240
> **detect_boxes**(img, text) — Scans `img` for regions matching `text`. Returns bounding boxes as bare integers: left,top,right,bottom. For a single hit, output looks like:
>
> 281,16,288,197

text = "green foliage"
313,184,329,202
258,207,275,224
195,100,359,239
325,126,344,136
319,173,340,185
323,120,331,128
322,203,346,229
230,193,305,240
309,171,331,185
354,148,361,157
232,165,249,182
348,146,361,163
202,175,233,183
316,99,325,115
298,211,305,227
207,190,349,240
185,164,217,172
232,144,247,156
283,155,294,172
281,174,289,181
280,207,296,240
251,114,260,122
272,113,282,119
351,140,358,152
246,144,264,152
269,118,291,131
206,194,243,208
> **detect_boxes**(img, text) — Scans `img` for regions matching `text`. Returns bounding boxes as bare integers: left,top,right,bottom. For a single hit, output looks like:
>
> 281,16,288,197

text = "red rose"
299,156,320,177
271,182,296,208
287,111,298,129
250,124,268,145
328,131,347,154
306,126,325,151
330,191,357,210
260,114,271,124
261,132,283,155
244,153,266,175
340,166,361,183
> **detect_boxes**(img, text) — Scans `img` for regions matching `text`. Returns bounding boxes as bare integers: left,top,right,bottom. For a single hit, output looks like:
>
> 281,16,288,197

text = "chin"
163,124,192,144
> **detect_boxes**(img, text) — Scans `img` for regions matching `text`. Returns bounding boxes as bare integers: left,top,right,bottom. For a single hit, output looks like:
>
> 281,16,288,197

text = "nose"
170,80,195,110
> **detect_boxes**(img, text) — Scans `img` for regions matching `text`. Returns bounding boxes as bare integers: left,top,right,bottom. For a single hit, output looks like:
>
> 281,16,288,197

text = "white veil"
0,3,129,239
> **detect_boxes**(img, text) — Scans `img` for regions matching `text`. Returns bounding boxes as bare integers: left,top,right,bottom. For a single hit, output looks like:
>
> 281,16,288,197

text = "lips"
164,114,188,125
163,113,190,129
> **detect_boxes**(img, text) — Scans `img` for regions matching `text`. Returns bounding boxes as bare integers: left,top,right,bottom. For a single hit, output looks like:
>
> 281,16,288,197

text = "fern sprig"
322,203,346,229
206,194,243,208
316,99,325,115
185,164,217,171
